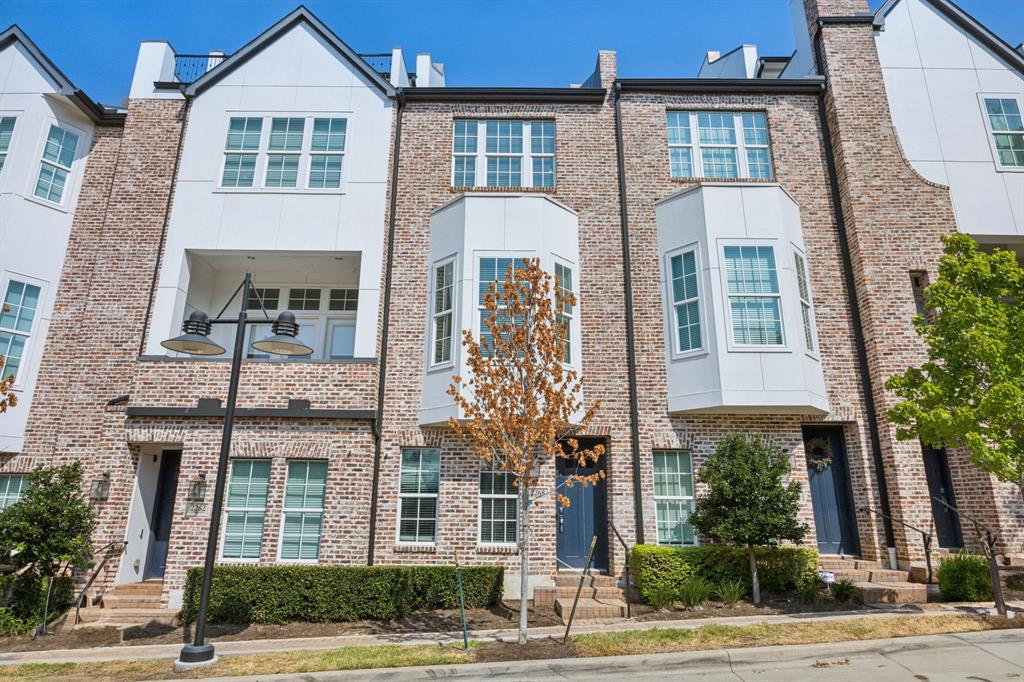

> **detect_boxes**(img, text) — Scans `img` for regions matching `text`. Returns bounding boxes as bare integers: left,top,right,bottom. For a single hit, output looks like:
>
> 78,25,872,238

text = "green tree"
886,234,1024,501
689,434,807,605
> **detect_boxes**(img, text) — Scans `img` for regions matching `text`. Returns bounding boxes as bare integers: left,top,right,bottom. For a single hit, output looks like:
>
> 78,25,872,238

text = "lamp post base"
174,643,217,672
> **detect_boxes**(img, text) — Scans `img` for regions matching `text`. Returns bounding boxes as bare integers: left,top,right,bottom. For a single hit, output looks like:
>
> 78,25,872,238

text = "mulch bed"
629,591,870,622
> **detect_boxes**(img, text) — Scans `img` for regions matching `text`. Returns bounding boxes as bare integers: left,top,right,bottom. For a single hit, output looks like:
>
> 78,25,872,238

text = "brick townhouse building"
0,0,1021,615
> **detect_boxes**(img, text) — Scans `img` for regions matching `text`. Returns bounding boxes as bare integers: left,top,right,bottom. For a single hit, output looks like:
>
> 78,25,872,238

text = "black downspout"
812,27,896,552
612,82,645,546
367,90,405,565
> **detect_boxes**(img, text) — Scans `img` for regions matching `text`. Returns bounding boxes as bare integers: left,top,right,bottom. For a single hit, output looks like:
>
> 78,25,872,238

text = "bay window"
793,251,816,352
666,111,772,180
723,245,783,346
431,259,455,366
0,279,41,383
452,120,556,189
668,247,702,354
554,262,574,363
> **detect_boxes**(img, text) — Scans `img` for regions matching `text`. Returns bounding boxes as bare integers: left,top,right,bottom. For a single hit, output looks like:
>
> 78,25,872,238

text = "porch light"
250,311,314,357
89,472,111,502
186,474,207,502
161,311,226,356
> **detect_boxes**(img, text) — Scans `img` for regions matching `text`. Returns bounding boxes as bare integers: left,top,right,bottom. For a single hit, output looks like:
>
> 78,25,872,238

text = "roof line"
401,87,606,103
0,25,124,124
873,0,1024,76
617,77,825,95
185,6,395,97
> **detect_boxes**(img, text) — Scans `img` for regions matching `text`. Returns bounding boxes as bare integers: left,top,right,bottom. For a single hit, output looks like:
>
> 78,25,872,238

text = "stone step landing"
534,585,626,606
853,581,928,604
75,580,176,628
554,597,627,622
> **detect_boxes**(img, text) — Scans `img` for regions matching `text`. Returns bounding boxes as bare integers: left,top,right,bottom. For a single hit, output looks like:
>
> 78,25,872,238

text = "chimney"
129,41,179,99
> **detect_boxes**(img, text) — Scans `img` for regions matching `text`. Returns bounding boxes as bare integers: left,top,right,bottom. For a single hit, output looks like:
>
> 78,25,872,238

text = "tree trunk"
518,487,530,644
748,545,761,606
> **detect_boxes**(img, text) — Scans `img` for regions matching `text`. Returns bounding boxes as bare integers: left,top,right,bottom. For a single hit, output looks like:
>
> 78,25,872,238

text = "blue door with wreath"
555,440,608,571
803,426,859,556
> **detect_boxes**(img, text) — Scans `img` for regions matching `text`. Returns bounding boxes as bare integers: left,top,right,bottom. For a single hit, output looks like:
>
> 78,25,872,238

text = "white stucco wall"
145,22,392,360
421,194,582,426
656,183,829,415
0,41,94,454
876,0,1024,239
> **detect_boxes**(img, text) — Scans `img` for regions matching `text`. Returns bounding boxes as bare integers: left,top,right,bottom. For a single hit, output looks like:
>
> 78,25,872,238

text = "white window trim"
26,118,86,211
653,450,698,547
666,110,773,180
664,243,707,360
276,459,327,564
0,272,47,391
978,93,1024,173
477,466,519,547
241,284,358,362
219,459,270,563
217,113,350,193
429,255,458,370
0,474,28,510
451,119,556,189
552,256,578,368
395,448,441,546
474,252,532,343
719,240,788,352
792,245,820,359
0,113,19,177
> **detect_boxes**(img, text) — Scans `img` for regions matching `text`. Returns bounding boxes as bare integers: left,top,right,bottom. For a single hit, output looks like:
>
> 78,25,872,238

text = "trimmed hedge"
630,544,818,604
179,565,503,625
937,552,991,602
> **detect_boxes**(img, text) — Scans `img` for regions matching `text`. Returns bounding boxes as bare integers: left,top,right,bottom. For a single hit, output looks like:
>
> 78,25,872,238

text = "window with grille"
328,288,358,311
0,475,28,510
309,118,346,189
668,248,702,354
452,120,556,188
219,115,348,189
221,459,270,560
554,262,574,363
793,251,816,352
0,279,41,383
222,117,262,187
982,96,1024,169
246,287,280,311
34,124,80,203
723,245,783,346
279,460,326,561
653,451,695,546
431,260,455,365
0,117,15,173
288,288,322,311
398,449,440,544
478,257,527,356
479,466,517,545
666,111,772,180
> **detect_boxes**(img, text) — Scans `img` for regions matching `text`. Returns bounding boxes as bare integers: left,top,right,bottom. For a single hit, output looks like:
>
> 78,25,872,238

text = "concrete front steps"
75,579,178,627
538,573,628,624
819,557,928,605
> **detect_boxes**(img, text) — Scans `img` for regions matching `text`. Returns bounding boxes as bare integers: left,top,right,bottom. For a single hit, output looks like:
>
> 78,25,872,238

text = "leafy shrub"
679,576,715,608
798,579,821,604
0,572,74,637
630,544,818,604
648,583,676,610
179,565,503,625
937,552,991,602
715,579,746,606
1006,573,1024,591
831,579,856,603
0,607,31,637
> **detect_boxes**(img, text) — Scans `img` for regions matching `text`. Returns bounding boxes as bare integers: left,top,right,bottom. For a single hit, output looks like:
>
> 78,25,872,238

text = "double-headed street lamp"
166,273,312,668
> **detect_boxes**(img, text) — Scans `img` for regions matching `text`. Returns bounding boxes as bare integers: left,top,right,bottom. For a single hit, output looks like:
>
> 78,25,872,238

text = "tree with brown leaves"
448,257,604,644
0,304,17,415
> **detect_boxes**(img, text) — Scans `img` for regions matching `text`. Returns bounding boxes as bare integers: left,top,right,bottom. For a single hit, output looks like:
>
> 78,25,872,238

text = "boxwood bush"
630,544,818,604
937,552,991,602
179,565,503,625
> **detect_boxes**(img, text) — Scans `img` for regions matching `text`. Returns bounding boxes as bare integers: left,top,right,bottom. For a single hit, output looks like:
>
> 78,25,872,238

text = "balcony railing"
173,53,230,84
357,53,391,80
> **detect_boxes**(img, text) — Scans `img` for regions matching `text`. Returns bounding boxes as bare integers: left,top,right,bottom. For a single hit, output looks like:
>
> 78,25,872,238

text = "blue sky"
3,0,1022,105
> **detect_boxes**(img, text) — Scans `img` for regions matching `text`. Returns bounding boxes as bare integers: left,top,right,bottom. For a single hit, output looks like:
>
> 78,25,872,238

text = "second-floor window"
723,245,783,346
243,285,357,361
982,97,1024,169
220,116,348,190
452,120,556,189
431,260,455,366
668,247,702,354
0,279,40,383
0,117,15,172
34,124,79,204
667,111,771,180
554,262,574,363
794,251,816,352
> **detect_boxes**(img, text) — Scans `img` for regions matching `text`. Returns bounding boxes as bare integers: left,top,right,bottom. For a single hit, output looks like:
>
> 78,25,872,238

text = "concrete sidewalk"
0,605,1010,666
178,628,1024,681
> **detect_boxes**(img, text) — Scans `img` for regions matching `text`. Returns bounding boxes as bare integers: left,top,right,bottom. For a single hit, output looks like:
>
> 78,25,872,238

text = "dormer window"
666,111,772,180
452,120,556,189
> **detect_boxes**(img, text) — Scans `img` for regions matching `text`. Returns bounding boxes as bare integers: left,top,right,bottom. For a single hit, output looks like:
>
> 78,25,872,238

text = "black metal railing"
610,523,633,619
173,54,229,84
73,540,127,626
930,496,1008,616
357,53,392,80
860,505,934,584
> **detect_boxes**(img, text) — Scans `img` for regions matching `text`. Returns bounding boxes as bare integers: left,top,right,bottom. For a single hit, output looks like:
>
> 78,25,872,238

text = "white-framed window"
479,465,517,545
34,124,80,203
667,246,702,354
723,245,784,346
265,117,304,188
219,115,348,189
554,261,574,364
431,258,455,366
793,250,816,352
0,474,28,509
221,459,270,561
242,285,356,361
452,119,556,188
0,117,16,173
0,279,41,383
477,256,527,355
666,111,772,180
221,117,262,188
653,450,696,546
278,460,327,561
397,448,440,544
981,95,1024,170
308,118,346,189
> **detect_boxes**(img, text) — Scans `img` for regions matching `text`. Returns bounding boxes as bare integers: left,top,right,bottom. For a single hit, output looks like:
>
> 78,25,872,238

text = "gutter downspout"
812,25,897,557
612,82,646,545
367,89,405,565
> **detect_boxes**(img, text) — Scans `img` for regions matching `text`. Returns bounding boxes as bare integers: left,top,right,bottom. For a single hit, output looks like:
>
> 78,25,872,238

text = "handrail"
73,541,127,626
859,506,934,584
610,523,633,619
930,496,1007,616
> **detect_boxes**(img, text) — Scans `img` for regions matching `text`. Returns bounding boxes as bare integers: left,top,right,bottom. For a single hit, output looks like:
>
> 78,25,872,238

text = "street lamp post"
166,273,312,669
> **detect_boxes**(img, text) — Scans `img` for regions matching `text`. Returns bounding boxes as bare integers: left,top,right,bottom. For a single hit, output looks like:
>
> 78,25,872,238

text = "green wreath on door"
805,437,833,472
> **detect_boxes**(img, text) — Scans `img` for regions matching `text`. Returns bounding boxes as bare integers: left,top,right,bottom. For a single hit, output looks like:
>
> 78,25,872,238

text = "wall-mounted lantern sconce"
90,473,111,502
187,474,207,502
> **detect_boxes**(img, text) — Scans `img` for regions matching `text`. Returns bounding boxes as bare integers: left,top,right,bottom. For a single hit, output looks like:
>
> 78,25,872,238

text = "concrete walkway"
0,604,1015,666
179,628,1024,681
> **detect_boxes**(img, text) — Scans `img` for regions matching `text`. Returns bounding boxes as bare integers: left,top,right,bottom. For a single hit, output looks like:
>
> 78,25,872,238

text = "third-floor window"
666,111,772,180
220,115,347,190
452,119,556,189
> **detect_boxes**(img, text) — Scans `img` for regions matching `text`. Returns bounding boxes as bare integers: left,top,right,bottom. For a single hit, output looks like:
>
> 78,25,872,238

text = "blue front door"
555,446,608,571
803,426,859,556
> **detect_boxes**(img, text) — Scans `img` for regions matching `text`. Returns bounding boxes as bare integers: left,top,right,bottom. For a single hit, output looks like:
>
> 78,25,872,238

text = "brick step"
869,568,912,583
75,607,177,626
854,560,885,571
534,586,626,606
554,597,626,623
102,593,163,609
828,569,872,582
108,581,163,597
818,557,858,570
853,581,927,605
554,574,618,588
